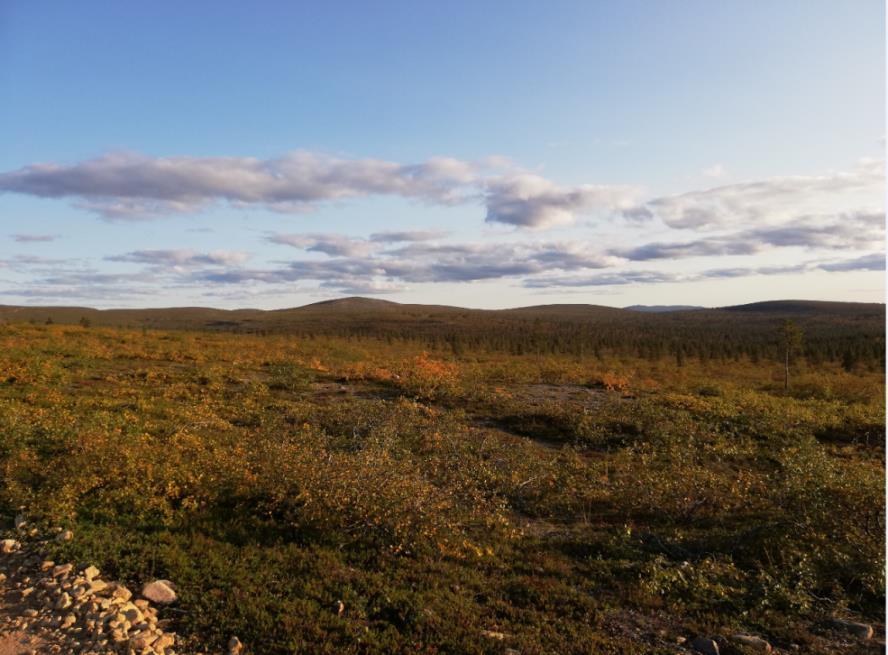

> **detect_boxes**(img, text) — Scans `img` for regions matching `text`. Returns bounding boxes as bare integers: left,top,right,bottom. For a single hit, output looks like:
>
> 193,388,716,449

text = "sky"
0,1,885,309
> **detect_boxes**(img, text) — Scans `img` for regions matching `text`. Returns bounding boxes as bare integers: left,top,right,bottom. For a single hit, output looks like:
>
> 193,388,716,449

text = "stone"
155,634,175,649
83,565,100,581
141,580,177,604
689,636,719,655
732,634,772,652
227,636,243,654
55,592,72,609
130,634,152,650
0,538,19,553
14,513,27,529
112,585,133,602
829,619,873,640
123,607,143,623
52,563,74,578
481,630,507,640
89,579,109,593
56,529,74,542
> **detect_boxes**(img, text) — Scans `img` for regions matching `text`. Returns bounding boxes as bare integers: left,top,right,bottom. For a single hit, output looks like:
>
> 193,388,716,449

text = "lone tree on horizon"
779,319,804,391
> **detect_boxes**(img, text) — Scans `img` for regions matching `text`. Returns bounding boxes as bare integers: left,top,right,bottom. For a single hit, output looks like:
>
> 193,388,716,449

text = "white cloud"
483,173,638,228
639,159,885,229
0,152,483,219
267,233,376,257
0,151,639,229
613,210,885,260
369,230,447,242
523,253,884,289
107,249,249,267
11,233,57,243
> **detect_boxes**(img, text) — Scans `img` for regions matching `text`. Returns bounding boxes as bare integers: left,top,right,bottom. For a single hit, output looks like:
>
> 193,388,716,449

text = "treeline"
6,301,884,368
259,312,885,368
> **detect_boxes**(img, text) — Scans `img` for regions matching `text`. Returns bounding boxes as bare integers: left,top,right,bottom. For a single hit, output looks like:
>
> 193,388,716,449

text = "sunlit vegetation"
0,319,882,654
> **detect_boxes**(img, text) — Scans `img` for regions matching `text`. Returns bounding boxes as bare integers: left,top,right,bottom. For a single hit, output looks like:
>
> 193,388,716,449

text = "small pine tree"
779,319,804,390
841,348,857,373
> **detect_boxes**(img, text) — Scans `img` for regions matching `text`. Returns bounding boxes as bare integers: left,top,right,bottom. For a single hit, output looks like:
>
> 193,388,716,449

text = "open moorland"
0,299,883,654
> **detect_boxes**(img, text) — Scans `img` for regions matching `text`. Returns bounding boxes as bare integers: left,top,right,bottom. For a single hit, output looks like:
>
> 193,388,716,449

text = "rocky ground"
0,521,242,655
1,522,882,655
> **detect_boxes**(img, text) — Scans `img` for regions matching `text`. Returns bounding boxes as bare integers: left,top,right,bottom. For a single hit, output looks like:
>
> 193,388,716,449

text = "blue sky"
0,1,884,308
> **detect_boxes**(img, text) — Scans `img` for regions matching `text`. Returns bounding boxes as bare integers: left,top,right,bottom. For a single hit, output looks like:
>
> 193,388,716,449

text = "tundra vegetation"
0,306,882,654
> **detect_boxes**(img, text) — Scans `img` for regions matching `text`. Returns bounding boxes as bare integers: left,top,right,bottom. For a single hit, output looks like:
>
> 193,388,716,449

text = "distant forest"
2,298,883,368
289,308,885,369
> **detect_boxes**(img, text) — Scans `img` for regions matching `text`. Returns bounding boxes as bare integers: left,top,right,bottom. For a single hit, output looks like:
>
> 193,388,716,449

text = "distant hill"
296,297,403,312
499,304,630,319
0,298,881,331
722,300,885,317
625,305,704,313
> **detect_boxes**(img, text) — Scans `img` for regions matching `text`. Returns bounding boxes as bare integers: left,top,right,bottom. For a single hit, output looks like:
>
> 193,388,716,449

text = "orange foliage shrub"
597,371,631,393
341,362,396,383
398,352,461,400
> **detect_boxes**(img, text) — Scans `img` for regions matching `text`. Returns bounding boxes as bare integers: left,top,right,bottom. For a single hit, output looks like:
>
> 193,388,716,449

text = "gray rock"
829,619,873,640
141,579,177,604
732,634,772,652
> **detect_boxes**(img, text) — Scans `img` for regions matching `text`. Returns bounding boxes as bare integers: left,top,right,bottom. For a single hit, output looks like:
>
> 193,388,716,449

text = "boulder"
142,579,177,604
829,619,873,640
732,634,772,652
